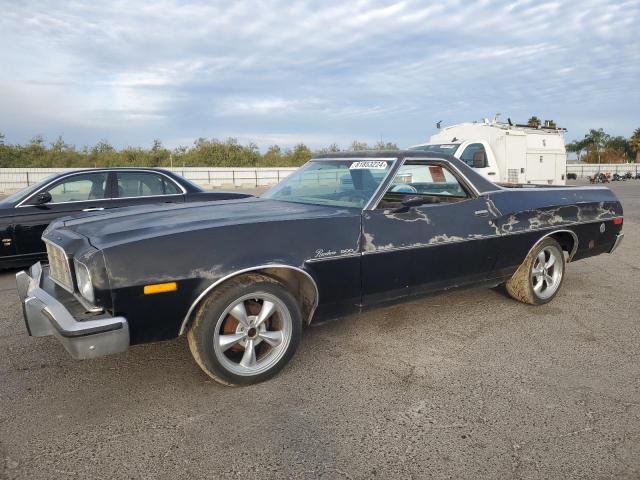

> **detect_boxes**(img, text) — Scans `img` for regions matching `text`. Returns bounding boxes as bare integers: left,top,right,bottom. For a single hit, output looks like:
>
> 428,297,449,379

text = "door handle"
82,207,104,212
474,209,489,217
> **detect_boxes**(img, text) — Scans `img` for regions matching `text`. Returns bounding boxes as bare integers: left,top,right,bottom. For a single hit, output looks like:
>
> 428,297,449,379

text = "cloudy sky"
1,0,638,150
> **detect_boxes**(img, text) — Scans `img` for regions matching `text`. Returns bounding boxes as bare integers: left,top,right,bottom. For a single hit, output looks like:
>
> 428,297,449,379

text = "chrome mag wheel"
213,293,293,377
530,246,563,300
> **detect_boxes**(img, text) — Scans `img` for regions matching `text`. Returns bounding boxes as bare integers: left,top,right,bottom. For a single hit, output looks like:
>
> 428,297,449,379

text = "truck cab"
409,120,567,186
406,140,499,180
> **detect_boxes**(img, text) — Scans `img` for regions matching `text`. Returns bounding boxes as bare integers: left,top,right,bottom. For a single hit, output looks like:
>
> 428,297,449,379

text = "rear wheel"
187,274,301,386
506,237,565,305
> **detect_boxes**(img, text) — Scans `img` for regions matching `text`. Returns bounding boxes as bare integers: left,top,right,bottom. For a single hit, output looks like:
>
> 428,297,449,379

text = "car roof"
53,167,201,191
313,149,454,160
62,167,172,173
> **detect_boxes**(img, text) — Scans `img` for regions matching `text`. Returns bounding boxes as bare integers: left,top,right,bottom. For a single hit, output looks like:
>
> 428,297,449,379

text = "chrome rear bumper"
609,233,624,254
16,262,129,360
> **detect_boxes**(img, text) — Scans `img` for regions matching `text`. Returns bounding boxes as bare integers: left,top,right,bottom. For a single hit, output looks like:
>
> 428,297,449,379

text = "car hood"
53,197,358,250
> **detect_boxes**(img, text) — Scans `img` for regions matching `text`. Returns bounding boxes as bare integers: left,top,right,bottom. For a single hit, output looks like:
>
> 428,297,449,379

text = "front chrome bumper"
609,233,624,254
16,262,129,360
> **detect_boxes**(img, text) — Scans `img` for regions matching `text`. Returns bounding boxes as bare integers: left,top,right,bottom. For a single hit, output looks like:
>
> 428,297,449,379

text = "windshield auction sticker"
349,161,388,170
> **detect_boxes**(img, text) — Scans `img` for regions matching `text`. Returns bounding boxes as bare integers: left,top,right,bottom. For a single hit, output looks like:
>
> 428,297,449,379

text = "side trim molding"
178,264,320,336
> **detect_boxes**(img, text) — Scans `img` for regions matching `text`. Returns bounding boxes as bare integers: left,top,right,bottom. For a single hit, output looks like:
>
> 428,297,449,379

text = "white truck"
409,119,567,185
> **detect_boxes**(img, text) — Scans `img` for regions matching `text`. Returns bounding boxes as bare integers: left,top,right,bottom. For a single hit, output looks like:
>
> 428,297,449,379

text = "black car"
0,168,251,268
16,151,624,386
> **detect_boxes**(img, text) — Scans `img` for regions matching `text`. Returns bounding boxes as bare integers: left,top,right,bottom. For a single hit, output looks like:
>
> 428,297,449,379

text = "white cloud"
217,97,323,116
0,0,638,148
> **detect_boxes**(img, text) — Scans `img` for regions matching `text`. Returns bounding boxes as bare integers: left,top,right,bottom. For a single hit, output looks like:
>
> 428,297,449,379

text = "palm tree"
527,116,541,128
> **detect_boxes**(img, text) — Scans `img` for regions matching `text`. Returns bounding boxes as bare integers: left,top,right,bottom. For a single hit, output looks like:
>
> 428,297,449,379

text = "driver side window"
377,163,469,209
44,173,109,204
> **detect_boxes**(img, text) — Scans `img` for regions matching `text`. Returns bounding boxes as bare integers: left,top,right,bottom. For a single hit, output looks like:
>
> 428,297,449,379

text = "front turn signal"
144,282,178,295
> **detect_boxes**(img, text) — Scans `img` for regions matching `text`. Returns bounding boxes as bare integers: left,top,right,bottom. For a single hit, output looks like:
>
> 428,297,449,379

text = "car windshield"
0,174,57,205
262,159,393,208
409,143,460,153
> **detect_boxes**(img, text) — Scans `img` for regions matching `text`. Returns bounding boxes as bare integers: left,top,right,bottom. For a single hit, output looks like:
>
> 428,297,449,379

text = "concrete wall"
567,163,639,178
0,167,297,194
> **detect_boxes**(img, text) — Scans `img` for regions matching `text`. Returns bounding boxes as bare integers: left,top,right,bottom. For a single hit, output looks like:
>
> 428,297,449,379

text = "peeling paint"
383,209,432,224
363,232,396,252
494,201,619,235
428,234,465,244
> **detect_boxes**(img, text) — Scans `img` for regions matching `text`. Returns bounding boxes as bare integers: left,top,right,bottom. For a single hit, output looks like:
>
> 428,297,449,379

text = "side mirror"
33,191,52,205
400,195,425,208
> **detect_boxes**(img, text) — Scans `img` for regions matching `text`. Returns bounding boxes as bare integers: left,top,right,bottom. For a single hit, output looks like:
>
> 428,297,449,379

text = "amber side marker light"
613,217,623,225
144,282,177,295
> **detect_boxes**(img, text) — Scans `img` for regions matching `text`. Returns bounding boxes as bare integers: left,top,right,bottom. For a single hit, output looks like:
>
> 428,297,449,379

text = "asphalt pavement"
1,181,639,479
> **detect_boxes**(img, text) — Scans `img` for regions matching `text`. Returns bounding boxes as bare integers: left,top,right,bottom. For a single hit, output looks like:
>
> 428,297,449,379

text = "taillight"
613,217,623,225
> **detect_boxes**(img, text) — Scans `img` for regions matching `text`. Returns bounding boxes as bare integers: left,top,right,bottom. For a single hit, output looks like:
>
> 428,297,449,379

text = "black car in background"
0,168,251,268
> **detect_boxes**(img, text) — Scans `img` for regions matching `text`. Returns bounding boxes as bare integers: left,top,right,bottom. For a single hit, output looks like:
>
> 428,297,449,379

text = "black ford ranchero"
16,151,624,385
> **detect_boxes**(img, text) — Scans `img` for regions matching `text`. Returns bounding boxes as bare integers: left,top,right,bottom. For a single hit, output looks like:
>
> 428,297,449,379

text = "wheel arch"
178,265,319,336
526,229,578,262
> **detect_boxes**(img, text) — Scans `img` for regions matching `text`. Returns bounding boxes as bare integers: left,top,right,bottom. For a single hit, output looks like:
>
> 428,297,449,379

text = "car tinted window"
263,160,392,208
45,173,109,203
378,162,468,208
163,178,180,195
460,143,487,168
116,172,180,198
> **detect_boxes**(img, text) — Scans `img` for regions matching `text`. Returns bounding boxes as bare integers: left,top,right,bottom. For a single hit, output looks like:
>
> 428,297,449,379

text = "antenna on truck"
436,120,442,129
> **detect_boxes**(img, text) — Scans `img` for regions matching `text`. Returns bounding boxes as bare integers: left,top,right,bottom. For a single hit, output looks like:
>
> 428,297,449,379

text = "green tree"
349,140,370,151
374,140,398,150
49,135,81,167
149,139,170,166
605,136,632,160
566,139,588,162
286,143,313,166
262,145,283,166
543,119,557,128
630,128,640,162
89,139,117,167
527,116,541,128
0,135,409,167
316,143,340,154
583,128,610,164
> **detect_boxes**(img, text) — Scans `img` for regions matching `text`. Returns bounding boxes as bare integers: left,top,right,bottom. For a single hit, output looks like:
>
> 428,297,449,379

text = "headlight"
74,259,95,303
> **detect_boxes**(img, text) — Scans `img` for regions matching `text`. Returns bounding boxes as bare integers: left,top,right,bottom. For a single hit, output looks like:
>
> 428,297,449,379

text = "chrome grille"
45,242,73,291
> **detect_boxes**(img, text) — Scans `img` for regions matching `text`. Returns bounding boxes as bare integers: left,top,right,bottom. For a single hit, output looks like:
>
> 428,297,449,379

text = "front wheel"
187,273,302,386
506,237,565,305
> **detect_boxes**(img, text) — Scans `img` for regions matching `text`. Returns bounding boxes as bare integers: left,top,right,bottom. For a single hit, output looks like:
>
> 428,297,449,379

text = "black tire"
187,273,302,386
506,237,566,305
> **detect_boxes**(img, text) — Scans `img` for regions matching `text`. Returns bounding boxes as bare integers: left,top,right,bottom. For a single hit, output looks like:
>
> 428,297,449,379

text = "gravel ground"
1,181,638,479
